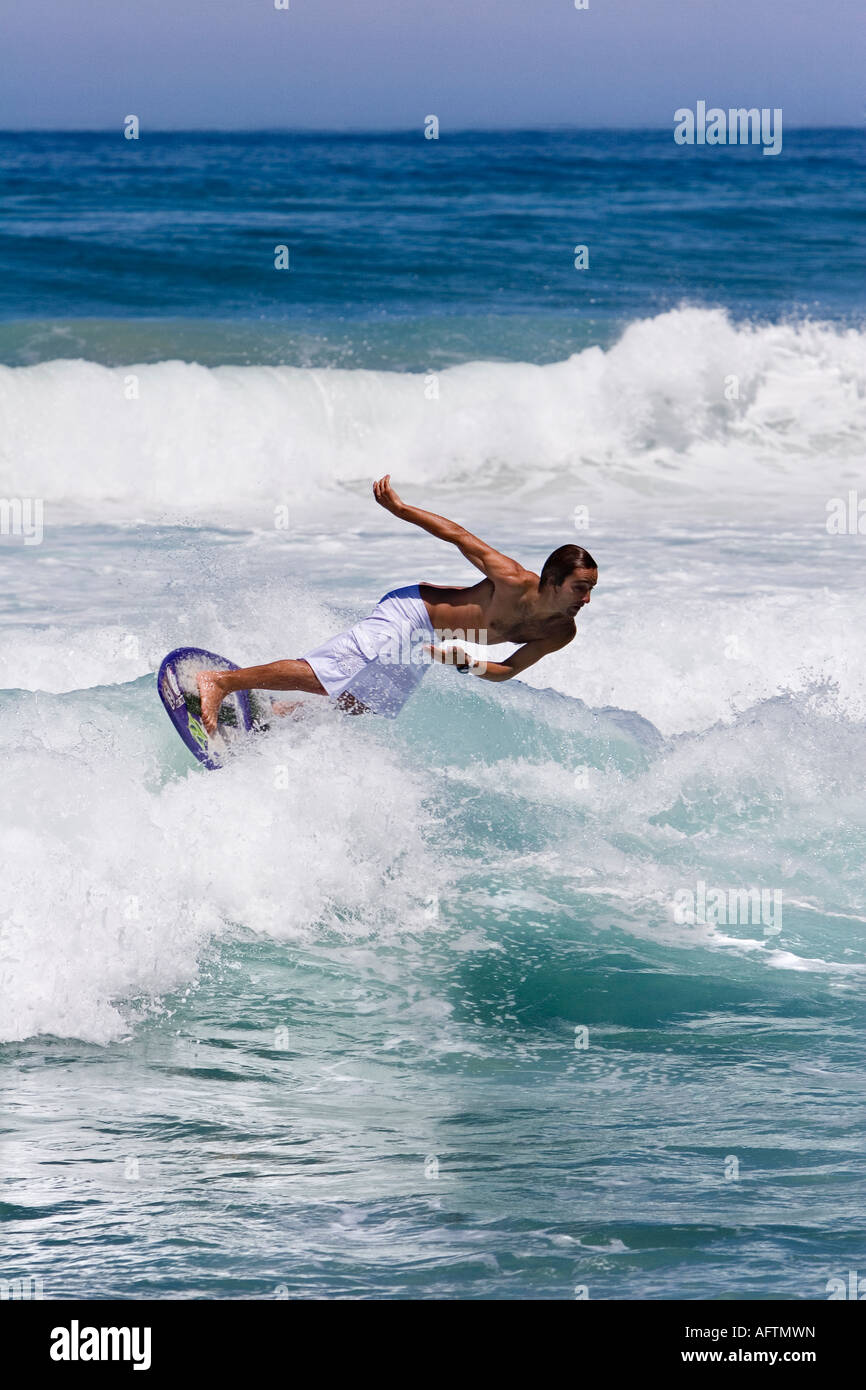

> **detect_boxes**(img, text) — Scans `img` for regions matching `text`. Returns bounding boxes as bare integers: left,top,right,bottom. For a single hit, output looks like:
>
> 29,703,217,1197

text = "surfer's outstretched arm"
373,475,525,581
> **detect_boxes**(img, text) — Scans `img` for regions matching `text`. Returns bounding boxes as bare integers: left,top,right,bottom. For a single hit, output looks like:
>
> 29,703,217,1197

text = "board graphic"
157,647,270,769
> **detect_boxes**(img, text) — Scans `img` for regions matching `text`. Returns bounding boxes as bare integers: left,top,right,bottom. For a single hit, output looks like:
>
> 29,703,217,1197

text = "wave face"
3,657,865,1046
2,629,864,1300
1,309,865,520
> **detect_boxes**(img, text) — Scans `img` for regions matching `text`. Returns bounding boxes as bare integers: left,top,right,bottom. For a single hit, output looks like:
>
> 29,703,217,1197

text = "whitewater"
2,304,865,1036
2,308,865,516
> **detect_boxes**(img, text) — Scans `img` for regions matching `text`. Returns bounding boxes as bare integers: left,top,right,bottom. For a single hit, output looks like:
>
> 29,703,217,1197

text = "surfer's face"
557,567,597,618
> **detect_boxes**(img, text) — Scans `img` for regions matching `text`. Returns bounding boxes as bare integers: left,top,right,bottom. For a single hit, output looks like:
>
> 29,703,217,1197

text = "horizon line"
0,122,862,136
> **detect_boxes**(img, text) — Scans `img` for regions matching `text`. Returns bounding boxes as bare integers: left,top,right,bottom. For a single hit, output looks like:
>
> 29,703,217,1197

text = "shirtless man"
196,475,597,733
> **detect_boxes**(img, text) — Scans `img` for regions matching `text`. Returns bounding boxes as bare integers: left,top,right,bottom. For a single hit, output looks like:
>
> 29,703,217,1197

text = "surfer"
196,475,597,733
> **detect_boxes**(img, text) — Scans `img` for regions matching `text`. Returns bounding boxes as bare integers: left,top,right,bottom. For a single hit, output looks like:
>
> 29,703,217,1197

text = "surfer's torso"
418,577,576,646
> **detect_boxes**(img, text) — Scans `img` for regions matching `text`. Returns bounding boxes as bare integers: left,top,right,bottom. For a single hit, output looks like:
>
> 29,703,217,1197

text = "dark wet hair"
539,544,598,589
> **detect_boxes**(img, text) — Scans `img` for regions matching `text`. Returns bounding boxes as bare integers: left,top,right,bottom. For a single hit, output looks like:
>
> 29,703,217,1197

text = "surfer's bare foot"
197,670,228,735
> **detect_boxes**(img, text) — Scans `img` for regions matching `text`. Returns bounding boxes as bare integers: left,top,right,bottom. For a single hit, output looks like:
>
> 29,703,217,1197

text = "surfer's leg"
270,690,370,718
197,659,326,734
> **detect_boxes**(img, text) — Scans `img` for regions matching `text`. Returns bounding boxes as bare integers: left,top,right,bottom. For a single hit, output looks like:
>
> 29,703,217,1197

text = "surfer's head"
539,545,598,618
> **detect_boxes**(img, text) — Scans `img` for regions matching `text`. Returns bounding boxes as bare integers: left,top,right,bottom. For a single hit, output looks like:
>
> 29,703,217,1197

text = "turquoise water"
1,131,865,1299
4,651,865,1300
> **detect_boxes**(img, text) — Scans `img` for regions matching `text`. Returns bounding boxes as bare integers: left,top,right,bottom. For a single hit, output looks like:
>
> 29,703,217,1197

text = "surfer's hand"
373,474,405,516
424,642,469,667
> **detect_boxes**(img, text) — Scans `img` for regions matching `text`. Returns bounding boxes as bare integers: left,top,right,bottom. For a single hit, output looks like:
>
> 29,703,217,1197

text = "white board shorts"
301,584,434,718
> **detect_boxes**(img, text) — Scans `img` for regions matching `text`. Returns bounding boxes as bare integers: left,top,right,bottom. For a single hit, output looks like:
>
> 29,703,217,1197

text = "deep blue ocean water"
1,129,864,367
1,130,865,1300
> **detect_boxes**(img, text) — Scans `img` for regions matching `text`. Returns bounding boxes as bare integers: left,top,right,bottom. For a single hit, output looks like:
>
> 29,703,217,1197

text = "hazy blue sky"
1,0,863,130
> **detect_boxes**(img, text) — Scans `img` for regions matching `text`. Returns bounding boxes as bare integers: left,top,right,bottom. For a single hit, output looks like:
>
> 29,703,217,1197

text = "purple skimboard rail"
157,647,256,770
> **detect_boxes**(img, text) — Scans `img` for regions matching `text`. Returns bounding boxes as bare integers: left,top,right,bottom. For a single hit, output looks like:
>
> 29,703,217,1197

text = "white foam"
3,307,866,1040
1,308,864,522
0,696,442,1044
526,584,866,735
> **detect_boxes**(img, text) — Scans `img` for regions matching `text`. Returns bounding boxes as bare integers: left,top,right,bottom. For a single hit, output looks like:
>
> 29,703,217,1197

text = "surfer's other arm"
373,474,524,580
426,628,575,682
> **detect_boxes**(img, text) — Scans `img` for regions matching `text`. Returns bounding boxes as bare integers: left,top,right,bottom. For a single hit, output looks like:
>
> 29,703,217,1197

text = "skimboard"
157,647,273,770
